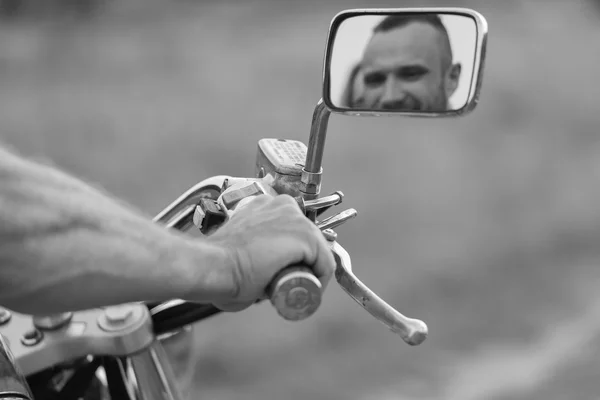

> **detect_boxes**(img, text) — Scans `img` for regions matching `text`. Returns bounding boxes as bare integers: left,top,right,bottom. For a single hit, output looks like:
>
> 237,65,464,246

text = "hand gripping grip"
218,181,324,322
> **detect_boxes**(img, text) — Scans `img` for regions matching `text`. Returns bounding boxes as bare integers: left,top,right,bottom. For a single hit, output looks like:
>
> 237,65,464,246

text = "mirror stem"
302,99,331,221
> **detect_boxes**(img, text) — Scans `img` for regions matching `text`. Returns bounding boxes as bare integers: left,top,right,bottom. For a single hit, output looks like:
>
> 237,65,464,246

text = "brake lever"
329,241,428,346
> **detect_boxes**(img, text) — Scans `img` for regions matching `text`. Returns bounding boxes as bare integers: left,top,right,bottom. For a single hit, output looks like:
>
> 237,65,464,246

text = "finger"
272,194,296,206
312,228,336,290
250,194,272,205
227,194,271,220
290,218,336,290
212,300,253,312
237,194,272,212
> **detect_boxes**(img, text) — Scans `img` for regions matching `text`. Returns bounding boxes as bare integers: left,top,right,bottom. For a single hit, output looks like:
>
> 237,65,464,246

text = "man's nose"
380,77,406,106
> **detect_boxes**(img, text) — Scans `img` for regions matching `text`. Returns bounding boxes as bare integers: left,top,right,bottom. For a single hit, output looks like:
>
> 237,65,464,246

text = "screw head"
0,308,12,326
21,329,43,347
98,305,140,332
322,229,337,242
104,305,134,324
33,313,73,331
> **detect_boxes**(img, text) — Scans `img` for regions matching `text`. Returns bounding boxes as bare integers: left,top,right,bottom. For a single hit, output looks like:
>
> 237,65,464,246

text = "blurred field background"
2,0,600,399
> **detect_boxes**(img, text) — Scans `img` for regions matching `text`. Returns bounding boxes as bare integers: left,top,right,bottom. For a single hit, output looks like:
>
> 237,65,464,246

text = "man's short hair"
371,14,453,68
374,14,447,35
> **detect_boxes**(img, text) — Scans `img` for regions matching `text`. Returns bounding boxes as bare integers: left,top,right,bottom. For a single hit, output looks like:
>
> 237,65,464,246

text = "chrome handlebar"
153,175,428,344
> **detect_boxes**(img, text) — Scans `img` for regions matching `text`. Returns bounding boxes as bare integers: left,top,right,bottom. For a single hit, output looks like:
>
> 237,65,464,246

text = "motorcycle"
0,7,488,400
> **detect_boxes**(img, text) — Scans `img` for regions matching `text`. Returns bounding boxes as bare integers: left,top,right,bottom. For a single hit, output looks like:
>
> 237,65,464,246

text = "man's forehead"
361,22,447,69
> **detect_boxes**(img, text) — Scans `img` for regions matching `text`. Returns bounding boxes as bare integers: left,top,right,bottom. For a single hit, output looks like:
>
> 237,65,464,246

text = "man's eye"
397,66,428,81
363,72,386,87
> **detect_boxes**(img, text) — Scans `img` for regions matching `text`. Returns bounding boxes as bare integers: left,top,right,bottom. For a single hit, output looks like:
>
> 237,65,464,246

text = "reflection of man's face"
353,21,460,111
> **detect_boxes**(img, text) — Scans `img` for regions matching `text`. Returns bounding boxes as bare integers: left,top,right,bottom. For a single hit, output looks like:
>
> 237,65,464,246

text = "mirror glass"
324,12,486,115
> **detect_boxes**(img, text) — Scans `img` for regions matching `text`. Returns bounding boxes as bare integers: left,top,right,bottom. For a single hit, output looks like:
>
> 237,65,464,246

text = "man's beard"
352,84,448,112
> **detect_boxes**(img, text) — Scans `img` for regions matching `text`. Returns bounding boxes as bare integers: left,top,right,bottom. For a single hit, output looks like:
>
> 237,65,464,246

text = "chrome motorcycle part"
331,242,428,345
0,310,11,327
120,341,185,400
297,191,344,214
322,229,338,242
19,330,42,348
33,313,73,331
0,304,154,376
317,209,358,231
302,100,330,202
153,176,230,226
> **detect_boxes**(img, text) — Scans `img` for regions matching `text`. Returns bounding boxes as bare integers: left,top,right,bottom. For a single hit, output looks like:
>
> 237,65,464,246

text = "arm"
0,145,232,315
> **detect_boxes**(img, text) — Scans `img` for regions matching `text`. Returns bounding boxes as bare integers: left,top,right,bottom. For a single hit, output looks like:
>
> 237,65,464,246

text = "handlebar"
148,239,428,346
150,175,427,343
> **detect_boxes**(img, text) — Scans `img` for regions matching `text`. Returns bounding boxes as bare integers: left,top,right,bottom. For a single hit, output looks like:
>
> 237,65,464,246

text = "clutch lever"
329,241,428,346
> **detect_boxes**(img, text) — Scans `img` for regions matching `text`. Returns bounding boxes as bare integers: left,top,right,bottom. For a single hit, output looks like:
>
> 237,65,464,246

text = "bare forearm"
0,147,229,314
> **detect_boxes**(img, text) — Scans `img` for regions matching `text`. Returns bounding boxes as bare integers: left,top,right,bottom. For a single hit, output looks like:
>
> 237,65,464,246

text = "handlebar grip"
267,266,322,321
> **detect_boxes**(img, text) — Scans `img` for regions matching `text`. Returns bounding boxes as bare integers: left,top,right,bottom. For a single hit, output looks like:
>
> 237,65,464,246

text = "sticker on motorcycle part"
221,182,264,209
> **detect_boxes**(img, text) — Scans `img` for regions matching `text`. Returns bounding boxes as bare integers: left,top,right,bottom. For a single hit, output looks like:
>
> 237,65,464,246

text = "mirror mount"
301,99,331,221
299,7,488,222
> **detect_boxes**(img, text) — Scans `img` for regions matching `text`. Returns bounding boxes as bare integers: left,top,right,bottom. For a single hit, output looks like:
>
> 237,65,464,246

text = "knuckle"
273,194,295,206
274,196,303,214
251,194,271,205
304,223,322,244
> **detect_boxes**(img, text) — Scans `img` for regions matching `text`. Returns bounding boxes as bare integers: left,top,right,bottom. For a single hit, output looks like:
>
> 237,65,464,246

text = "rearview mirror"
322,9,488,116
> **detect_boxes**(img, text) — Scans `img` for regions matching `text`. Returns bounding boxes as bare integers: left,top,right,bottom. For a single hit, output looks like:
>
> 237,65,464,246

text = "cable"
56,358,102,400
152,305,222,336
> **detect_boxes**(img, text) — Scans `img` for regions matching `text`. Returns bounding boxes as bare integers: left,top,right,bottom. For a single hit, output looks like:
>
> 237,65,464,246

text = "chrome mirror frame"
321,8,488,117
